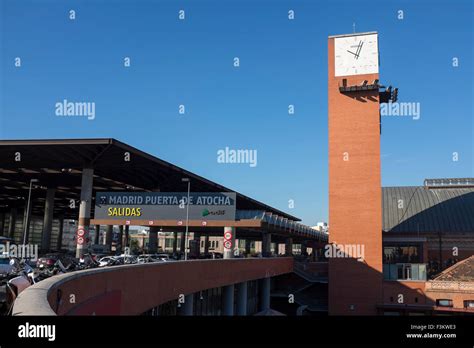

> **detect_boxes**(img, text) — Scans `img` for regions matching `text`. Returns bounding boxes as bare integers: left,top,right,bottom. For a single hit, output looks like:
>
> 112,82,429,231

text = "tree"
130,239,141,255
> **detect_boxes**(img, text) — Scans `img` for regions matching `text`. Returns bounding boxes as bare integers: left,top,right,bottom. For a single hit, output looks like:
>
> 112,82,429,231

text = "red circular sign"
177,221,183,226
77,236,84,245
77,228,85,237
224,240,232,249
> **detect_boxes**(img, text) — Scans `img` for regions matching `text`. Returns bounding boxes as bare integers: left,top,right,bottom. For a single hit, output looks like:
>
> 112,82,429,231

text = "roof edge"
328,31,377,39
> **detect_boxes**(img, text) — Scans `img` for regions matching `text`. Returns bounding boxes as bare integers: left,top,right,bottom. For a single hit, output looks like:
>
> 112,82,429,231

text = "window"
436,299,453,307
383,263,427,281
215,241,219,248
383,244,422,264
463,300,474,308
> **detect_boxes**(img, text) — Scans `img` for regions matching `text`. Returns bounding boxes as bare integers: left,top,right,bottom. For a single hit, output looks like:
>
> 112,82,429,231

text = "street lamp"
22,178,39,245
182,178,190,260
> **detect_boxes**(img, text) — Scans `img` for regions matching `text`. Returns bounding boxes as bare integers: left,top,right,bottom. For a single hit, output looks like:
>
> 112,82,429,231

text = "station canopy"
0,139,327,242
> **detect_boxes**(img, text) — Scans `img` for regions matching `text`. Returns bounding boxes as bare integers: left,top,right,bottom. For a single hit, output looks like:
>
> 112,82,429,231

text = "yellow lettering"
107,207,142,217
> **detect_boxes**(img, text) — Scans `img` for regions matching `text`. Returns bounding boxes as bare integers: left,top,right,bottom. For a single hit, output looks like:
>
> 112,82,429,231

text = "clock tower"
328,32,383,315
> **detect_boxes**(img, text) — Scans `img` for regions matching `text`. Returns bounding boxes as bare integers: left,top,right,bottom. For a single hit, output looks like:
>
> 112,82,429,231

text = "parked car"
0,257,12,276
136,254,157,264
97,255,136,267
91,253,109,262
97,256,118,267
0,237,16,275
153,254,170,261
118,255,137,264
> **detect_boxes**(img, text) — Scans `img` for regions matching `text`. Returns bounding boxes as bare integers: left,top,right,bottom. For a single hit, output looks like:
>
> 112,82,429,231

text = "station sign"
94,192,236,221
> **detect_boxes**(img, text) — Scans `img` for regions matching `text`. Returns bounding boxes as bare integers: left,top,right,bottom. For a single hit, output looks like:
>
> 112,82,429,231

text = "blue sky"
0,0,472,225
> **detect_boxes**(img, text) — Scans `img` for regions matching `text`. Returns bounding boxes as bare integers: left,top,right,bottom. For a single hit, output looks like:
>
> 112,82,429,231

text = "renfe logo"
202,208,225,217
18,323,56,342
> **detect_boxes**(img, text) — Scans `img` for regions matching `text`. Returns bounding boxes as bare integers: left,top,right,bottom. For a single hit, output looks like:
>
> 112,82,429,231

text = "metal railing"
426,281,474,292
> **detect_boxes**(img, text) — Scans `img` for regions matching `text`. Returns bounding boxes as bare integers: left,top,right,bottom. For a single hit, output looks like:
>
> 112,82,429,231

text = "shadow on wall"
327,246,473,315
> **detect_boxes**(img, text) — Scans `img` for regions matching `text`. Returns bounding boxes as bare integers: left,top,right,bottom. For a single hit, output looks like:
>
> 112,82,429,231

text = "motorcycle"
0,253,103,315
76,253,100,270
0,258,37,315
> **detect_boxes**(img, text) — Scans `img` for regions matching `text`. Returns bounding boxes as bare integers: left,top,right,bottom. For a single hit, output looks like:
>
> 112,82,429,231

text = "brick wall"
328,35,383,315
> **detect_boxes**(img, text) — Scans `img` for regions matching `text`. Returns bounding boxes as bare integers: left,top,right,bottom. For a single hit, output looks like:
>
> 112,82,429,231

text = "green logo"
202,209,210,217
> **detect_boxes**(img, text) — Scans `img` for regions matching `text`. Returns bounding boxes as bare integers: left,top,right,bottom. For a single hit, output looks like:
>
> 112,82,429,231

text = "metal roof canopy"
382,185,474,234
0,138,301,223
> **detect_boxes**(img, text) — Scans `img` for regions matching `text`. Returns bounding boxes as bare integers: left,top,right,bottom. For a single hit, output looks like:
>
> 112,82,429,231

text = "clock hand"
347,41,363,59
347,50,359,57
355,41,364,59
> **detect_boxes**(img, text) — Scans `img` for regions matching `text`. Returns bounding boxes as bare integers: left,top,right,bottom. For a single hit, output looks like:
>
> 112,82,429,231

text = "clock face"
334,33,379,77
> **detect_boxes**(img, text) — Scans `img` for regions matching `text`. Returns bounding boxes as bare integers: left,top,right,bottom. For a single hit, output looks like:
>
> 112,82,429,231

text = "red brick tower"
328,32,383,315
